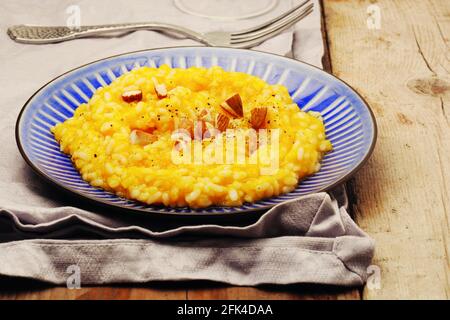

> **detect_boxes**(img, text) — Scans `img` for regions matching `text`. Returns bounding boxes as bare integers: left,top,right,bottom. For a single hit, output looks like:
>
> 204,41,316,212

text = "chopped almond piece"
130,129,157,146
152,78,167,99
141,127,156,134
204,127,220,139
173,123,193,151
121,90,142,103
193,120,207,140
220,93,243,118
174,139,188,152
216,113,230,132
250,107,268,129
198,108,213,122
205,121,215,132
178,118,194,137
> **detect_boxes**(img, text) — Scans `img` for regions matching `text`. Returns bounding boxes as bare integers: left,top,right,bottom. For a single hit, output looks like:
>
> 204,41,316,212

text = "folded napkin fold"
0,190,374,286
0,0,375,286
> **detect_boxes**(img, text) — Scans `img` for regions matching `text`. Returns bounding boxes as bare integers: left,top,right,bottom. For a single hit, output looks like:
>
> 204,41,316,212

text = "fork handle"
8,23,206,44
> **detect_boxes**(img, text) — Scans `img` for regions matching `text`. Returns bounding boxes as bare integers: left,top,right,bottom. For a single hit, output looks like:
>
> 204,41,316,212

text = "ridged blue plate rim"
16,47,377,216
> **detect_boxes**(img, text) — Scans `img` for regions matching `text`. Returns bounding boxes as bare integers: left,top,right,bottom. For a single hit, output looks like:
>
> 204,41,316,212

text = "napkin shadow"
0,276,362,300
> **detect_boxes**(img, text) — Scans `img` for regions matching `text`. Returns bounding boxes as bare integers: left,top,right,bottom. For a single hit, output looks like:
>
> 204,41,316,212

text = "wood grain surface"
324,0,449,299
1,0,449,300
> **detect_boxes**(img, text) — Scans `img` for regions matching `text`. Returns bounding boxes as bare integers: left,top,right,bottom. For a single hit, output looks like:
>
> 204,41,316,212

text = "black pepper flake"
94,154,97,158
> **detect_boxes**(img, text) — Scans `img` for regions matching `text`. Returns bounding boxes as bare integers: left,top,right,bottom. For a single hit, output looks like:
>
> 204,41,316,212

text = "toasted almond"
193,120,207,140
250,107,268,129
173,140,186,151
121,89,142,103
172,126,193,151
174,139,188,152
130,129,157,146
216,113,230,132
220,93,243,118
198,108,213,122
205,121,215,131
152,77,167,99
199,108,208,118
178,118,194,137
204,127,220,139
142,126,156,134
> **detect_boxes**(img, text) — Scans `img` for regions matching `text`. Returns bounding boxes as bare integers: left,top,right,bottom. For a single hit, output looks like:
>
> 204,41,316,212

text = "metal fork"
7,0,313,48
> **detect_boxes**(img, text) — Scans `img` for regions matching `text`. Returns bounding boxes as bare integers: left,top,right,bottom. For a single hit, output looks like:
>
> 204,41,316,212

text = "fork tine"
231,0,311,36
230,6,314,49
231,3,313,42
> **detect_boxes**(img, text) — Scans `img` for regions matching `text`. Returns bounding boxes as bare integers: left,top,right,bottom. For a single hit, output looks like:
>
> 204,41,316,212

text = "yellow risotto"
51,65,332,208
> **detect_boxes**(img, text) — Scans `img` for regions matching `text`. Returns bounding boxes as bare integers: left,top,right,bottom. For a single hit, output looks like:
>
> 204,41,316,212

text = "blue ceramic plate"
16,47,376,216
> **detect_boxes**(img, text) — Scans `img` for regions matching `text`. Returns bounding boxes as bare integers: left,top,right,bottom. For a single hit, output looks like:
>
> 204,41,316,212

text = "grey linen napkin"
0,0,375,286
0,190,374,286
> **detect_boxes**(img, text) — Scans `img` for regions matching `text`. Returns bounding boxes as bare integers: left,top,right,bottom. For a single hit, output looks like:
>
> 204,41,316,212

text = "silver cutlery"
7,0,313,48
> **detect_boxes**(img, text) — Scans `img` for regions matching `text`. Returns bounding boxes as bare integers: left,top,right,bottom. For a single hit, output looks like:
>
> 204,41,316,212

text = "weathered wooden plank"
0,276,187,300
187,285,360,300
323,0,450,299
0,282,187,300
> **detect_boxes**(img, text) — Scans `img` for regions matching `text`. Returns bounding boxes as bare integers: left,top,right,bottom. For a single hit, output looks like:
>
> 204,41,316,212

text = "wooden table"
1,0,449,300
